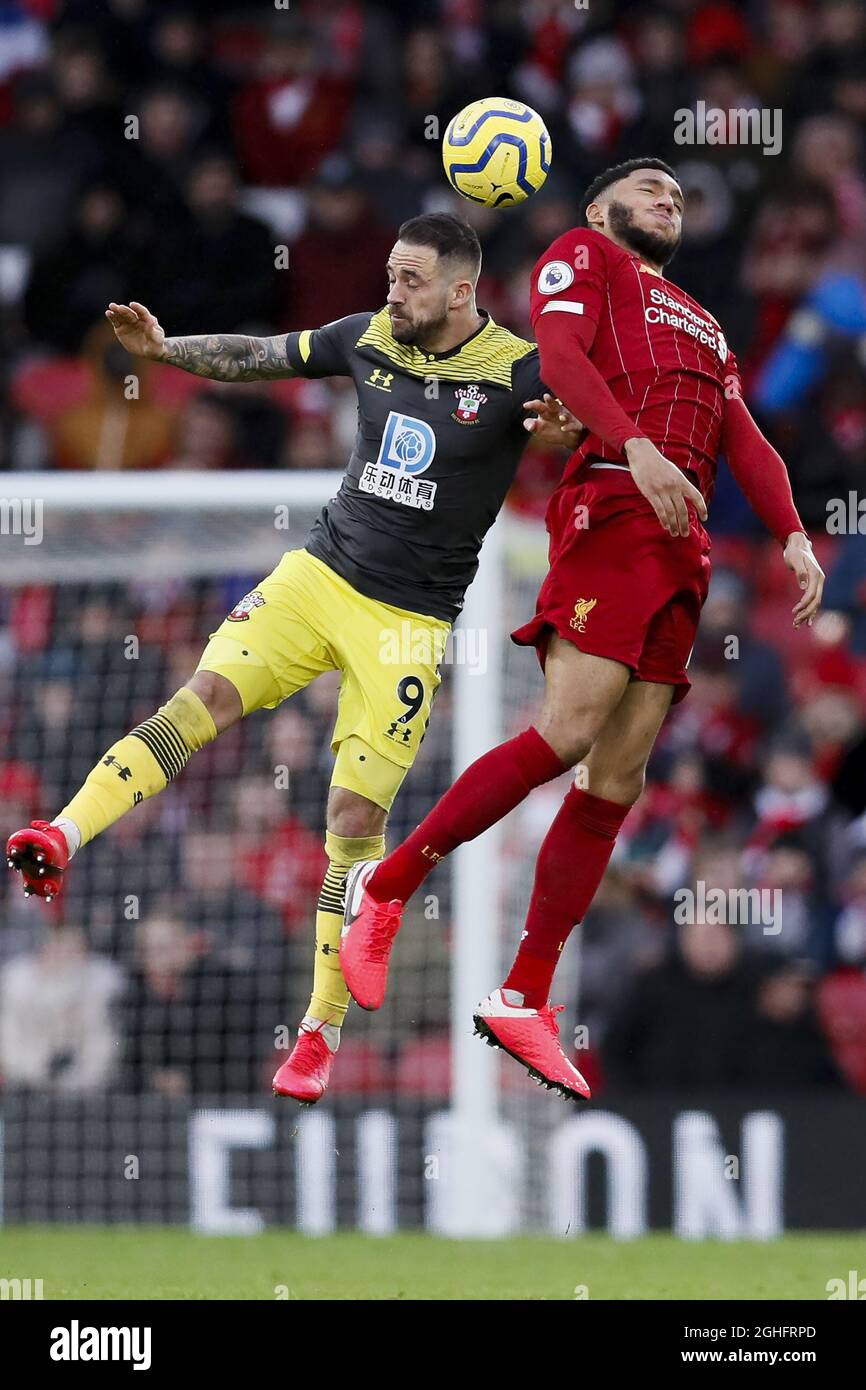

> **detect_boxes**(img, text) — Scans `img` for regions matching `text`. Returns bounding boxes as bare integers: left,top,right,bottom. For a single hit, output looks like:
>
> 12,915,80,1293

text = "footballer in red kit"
511,219,741,702
340,159,826,1101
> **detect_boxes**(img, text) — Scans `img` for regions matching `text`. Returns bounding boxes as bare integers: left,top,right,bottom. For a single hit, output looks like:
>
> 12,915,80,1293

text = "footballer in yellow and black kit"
6,269,561,1103
196,306,546,811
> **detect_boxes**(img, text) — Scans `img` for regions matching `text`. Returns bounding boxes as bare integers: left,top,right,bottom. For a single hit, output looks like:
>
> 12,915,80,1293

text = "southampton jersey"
284,309,543,621
530,228,741,505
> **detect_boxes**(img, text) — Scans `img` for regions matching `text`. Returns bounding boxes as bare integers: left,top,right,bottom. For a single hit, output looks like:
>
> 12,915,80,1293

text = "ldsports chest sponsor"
645,284,728,361
359,410,438,511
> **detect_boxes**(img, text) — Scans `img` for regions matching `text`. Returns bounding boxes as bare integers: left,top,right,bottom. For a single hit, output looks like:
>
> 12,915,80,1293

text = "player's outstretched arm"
105,301,294,381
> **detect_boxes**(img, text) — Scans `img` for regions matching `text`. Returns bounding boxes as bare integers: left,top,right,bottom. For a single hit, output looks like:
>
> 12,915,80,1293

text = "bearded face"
606,197,682,267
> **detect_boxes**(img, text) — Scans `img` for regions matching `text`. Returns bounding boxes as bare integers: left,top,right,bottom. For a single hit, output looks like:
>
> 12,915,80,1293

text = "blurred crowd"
0,0,866,1102
0,0,864,502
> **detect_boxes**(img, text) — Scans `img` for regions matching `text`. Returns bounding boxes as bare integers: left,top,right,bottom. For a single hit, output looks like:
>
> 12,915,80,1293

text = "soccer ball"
442,98,552,208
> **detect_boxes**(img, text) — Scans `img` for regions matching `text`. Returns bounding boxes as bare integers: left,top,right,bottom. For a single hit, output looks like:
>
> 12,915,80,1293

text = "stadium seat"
395,1033,451,1098
326,1038,392,1095
816,969,866,1094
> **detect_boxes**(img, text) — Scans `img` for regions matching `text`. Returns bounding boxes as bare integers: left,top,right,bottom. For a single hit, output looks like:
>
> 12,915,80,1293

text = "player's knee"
614,767,646,806
327,786,387,840
592,764,646,807
537,714,598,769
184,671,243,733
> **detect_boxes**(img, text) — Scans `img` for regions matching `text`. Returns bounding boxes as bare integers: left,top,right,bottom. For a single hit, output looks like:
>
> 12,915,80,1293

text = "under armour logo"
103,754,132,781
385,721,412,744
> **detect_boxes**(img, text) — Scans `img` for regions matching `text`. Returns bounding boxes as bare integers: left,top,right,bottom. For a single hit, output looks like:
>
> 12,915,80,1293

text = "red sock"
371,727,565,902
503,787,630,1009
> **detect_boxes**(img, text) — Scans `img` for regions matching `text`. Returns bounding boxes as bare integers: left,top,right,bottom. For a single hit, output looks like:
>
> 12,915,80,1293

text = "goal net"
0,470,566,1237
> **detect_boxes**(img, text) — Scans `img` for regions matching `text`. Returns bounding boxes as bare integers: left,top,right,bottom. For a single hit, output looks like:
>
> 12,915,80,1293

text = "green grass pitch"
2,1228,862,1299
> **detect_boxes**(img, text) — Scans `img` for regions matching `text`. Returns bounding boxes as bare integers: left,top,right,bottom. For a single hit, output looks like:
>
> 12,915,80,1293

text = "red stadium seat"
395,1034,451,1098
9,355,91,423
325,1038,392,1095
817,969,866,1094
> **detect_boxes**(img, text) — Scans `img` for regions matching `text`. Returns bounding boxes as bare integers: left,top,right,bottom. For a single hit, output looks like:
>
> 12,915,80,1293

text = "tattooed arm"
105,301,294,381
160,333,293,381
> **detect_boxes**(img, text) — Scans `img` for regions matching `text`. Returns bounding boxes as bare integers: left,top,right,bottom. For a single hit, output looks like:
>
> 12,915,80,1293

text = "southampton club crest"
227,589,266,621
451,384,488,425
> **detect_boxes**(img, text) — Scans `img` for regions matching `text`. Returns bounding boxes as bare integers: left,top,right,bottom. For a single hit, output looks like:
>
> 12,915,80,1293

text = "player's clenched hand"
105,301,166,359
523,393,583,449
784,532,824,628
624,437,708,537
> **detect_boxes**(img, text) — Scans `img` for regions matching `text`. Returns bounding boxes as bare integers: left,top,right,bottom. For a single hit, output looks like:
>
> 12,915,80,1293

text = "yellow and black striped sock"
59,687,217,848
308,830,386,1026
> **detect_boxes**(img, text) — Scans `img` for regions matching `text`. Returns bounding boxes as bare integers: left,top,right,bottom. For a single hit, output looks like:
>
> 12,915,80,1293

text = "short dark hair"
396,212,482,279
580,158,679,221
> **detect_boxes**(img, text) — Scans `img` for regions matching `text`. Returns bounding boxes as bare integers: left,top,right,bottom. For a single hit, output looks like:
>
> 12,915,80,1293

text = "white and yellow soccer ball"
442,97,552,208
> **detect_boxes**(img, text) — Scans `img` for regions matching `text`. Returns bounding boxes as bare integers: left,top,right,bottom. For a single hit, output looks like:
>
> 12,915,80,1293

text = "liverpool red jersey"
530,227,741,505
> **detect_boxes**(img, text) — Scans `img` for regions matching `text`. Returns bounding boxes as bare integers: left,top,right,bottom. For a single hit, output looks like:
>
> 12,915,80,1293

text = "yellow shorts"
196,548,451,809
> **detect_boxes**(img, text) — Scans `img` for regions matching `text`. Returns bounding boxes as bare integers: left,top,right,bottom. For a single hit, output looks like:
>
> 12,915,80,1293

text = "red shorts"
511,466,712,704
